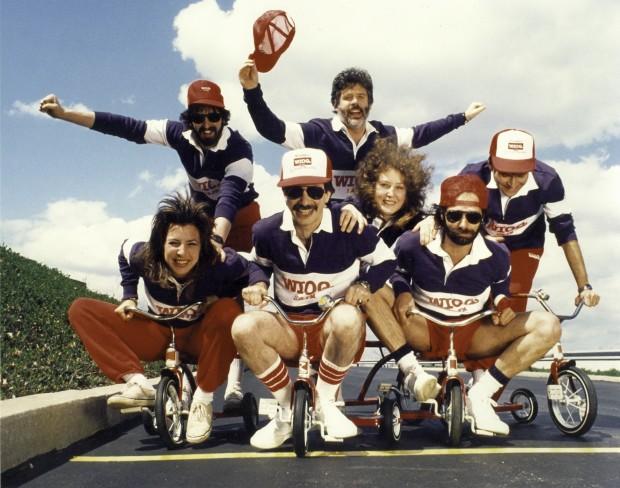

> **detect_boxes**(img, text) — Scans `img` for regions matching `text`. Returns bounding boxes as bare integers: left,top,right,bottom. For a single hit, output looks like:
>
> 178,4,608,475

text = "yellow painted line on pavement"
72,447,620,462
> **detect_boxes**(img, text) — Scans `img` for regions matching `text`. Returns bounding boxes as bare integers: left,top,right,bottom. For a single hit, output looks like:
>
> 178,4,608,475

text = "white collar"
427,231,492,267
281,207,333,235
330,116,377,138
487,171,539,197
182,126,231,153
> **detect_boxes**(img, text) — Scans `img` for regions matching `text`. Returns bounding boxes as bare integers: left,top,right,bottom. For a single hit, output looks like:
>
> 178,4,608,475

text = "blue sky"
1,0,619,351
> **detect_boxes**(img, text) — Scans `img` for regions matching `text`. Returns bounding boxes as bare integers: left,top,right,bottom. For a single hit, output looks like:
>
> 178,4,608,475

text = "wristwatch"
578,283,593,293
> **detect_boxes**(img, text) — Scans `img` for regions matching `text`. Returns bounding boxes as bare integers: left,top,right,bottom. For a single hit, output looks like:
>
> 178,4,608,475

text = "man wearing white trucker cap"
231,148,396,449
39,81,260,253
461,129,600,312
459,129,600,378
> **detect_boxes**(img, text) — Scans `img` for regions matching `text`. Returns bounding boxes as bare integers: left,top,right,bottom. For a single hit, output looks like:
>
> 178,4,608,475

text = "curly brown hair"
355,138,432,229
136,192,219,287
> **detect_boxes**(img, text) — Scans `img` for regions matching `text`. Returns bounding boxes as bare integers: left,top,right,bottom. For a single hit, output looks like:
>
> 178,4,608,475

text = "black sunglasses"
189,111,223,124
282,186,326,200
445,210,483,224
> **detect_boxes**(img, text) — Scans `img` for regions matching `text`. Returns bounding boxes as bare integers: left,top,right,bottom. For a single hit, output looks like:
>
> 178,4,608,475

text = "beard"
341,104,369,129
444,226,478,245
196,125,224,147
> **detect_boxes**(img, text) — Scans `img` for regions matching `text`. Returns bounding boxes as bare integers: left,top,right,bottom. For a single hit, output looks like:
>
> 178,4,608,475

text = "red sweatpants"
462,247,544,372
68,297,241,392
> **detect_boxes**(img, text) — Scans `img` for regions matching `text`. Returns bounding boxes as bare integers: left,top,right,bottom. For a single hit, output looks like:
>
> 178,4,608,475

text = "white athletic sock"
192,387,213,405
469,371,502,399
397,351,424,376
225,357,243,394
316,357,351,404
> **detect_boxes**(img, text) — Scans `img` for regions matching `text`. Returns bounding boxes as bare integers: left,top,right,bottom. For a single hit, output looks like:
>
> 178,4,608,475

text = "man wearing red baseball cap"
232,147,396,449
40,80,261,409
239,60,485,202
391,174,561,437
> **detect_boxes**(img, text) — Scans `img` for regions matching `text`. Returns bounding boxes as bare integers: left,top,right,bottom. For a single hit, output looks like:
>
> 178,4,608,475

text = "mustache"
293,203,317,212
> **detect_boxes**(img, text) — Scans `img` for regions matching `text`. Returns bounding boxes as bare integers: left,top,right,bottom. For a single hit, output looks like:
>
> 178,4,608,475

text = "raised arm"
39,94,95,128
239,59,287,144
411,101,486,149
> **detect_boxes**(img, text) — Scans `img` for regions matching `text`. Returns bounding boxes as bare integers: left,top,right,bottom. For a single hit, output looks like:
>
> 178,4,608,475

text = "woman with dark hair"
68,193,252,445
355,139,442,403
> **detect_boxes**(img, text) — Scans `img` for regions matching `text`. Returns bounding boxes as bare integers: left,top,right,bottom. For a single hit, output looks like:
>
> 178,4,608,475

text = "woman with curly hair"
356,139,442,402
68,193,252,446
355,137,432,246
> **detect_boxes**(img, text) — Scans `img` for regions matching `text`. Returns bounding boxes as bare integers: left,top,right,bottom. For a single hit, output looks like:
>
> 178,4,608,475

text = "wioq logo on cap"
293,156,312,167
507,141,524,151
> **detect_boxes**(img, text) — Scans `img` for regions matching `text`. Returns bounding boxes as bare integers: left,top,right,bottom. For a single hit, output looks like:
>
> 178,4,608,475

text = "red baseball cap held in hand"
278,148,333,188
440,174,489,210
187,80,225,108
250,10,295,73
489,128,536,173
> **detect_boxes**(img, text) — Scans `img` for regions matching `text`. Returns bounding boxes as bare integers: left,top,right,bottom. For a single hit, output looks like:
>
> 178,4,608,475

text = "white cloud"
139,170,153,182
9,99,91,118
120,95,136,105
169,0,620,165
156,168,188,192
1,199,150,299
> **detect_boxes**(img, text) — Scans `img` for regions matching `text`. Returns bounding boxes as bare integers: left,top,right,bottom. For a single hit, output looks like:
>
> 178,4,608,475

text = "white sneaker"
186,401,213,444
250,410,293,449
317,399,358,439
222,389,243,413
405,371,440,402
107,382,155,409
467,392,509,436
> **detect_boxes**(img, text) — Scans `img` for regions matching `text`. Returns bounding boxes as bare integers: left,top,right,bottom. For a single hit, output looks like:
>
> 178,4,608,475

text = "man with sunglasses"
392,174,560,436
458,129,600,378
239,60,485,201
40,80,260,410
232,147,396,449
39,80,259,253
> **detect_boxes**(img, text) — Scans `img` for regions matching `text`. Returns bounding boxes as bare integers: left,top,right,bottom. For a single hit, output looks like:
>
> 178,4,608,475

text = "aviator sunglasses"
189,111,223,124
282,186,326,200
445,210,483,225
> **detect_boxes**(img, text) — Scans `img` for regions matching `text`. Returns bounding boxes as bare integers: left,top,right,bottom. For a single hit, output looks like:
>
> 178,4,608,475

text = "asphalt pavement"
3,369,619,488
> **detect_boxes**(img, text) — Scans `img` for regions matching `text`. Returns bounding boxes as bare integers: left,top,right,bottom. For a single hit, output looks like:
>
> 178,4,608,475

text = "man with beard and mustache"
40,80,259,253
231,147,396,449
391,174,560,437
40,80,260,411
239,60,485,201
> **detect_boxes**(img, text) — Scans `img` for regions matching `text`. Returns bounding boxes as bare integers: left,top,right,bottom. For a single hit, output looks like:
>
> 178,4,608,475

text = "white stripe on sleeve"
144,119,170,146
283,121,306,149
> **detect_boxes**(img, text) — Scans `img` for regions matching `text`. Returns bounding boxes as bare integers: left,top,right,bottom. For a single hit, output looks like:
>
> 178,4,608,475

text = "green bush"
0,245,161,399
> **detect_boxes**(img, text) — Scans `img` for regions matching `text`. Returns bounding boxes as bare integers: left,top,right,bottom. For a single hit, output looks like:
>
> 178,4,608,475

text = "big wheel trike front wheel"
293,388,312,457
155,375,186,449
547,365,597,436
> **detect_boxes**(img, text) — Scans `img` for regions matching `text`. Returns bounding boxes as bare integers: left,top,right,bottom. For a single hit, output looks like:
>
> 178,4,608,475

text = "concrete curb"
0,383,128,472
